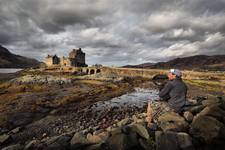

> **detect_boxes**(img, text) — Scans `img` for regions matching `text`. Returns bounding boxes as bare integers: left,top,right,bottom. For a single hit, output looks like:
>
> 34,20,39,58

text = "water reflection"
0,68,22,73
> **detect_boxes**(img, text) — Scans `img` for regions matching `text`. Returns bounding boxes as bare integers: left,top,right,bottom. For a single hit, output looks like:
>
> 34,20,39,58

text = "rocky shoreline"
0,72,225,150
1,94,225,150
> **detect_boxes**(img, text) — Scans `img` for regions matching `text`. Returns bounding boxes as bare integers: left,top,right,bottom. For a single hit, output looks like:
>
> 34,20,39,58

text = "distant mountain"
122,55,225,71
122,63,155,68
0,45,40,68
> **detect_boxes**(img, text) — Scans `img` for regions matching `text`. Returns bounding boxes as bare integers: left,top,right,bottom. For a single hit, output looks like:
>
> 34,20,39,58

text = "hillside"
122,55,225,71
0,45,40,68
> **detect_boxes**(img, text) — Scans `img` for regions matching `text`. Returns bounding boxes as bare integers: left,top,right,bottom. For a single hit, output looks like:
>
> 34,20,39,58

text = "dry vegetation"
185,79,225,94
0,69,224,132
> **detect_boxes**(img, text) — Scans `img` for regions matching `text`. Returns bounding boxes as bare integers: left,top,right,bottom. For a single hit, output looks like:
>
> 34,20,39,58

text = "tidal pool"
91,88,159,112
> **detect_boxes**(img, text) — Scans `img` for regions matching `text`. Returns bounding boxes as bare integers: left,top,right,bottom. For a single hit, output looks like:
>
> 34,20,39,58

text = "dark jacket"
159,78,187,112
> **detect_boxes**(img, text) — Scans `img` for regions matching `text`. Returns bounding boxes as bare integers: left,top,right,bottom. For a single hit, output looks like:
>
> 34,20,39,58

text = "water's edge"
0,68,23,73
90,88,159,114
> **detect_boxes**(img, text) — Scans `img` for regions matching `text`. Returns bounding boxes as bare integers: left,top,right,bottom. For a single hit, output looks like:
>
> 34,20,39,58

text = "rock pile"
78,72,124,82
1,95,225,150
9,75,72,84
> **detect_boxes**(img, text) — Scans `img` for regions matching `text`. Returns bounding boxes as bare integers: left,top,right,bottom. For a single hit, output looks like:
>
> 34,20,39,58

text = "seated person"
147,69,188,123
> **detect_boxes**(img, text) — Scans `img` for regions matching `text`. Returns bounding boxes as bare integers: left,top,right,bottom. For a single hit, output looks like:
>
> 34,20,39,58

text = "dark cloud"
0,0,225,66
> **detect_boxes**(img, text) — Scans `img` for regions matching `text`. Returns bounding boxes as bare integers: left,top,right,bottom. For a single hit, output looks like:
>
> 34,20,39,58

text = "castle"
45,48,88,67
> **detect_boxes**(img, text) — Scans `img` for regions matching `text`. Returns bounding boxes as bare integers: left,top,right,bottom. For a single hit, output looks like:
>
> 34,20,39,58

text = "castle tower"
68,48,87,67
45,54,60,66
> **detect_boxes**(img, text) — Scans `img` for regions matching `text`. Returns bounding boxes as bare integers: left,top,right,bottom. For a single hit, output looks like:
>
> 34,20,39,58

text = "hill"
0,45,40,68
122,55,225,71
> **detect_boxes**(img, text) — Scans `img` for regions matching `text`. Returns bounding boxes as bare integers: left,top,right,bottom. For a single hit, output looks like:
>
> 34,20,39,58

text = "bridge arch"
90,69,95,74
96,69,101,73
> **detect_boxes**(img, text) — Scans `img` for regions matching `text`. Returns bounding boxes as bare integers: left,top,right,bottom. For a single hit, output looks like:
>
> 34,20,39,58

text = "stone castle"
45,48,88,67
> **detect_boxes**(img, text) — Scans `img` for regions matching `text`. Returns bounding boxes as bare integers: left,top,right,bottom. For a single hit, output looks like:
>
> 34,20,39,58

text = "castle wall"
45,48,87,67
45,58,53,67
60,58,72,67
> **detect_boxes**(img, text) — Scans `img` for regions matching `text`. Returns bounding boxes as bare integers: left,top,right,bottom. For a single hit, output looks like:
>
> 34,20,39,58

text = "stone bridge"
45,66,225,80
79,67,102,75
78,67,166,78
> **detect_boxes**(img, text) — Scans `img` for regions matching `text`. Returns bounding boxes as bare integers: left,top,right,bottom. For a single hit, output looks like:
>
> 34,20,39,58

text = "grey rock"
131,124,150,140
0,134,11,145
139,138,155,150
202,99,221,107
158,112,188,132
2,144,23,150
189,105,205,114
45,134,71,150
155,131,194,150
156,131,177,150
189,115,225,143
24,140,38,150
70,132,91,149
177,132,194,150
106,133,138,150
198,105,225,120
9,127,22,134
84,143,109,150
117,118,130,127
87,133,102,144
110,127,122,136
183,111,194,122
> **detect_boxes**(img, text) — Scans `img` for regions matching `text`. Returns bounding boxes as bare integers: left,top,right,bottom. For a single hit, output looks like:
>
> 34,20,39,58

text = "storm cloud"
0,0,225,66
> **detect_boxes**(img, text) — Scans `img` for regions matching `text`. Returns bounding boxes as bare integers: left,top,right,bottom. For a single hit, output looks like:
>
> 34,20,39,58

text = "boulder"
9,127,22,134
24,140,38,150
132,114,146,124
198,105,225,120
202,99,221,107
106,132,138,150
177,132,194,150
97,132,109,141
219,100,225,110
110,127,122,136
189,115,225,143
139,138,155,150
87,133,102,144
183,111,194,122
117,118,130,127
189,105,205,114
0,134,11,145
70,132,91,149
157,112,188,132
155,131,194,150
84,143,109,150
2,144,23,150
131,124,150,140
44,134,71,150
86,132,109,144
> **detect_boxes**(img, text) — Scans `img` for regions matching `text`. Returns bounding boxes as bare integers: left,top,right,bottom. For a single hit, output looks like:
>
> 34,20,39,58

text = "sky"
0,0,225,66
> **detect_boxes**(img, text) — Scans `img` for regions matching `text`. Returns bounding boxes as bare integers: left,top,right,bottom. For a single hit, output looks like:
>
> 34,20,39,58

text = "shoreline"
0,70,225,149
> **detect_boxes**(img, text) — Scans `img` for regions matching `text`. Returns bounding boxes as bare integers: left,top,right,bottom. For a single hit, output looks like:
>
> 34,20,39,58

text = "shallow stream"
91,88,159,113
